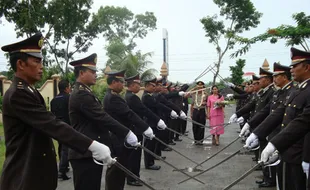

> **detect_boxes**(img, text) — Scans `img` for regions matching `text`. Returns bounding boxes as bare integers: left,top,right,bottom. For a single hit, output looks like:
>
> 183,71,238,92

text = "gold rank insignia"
17,81,24,89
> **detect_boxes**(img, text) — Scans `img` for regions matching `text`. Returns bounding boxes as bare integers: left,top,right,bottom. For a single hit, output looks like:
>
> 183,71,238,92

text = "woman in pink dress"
207,85,225,146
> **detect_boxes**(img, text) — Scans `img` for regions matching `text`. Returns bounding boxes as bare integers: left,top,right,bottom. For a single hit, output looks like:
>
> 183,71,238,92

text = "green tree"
94,6,158,79
229,59,245,85
104,41,157,80
0,0,99,77
200,0,262,85
231,12,310,57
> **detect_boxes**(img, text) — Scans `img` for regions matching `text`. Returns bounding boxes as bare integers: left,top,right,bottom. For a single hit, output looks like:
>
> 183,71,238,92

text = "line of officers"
0,33,191,190
227,47,310,190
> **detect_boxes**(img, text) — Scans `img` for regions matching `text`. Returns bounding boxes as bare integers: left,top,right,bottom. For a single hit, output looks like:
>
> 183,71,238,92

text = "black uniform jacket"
68,82,129,160
0,77,92,190
103,88,149,133
125,90,160,134
50,92,70,124
154,92,182,114
142,90,172,127
248,82,296,134
236,84,275,118
255,80,310,164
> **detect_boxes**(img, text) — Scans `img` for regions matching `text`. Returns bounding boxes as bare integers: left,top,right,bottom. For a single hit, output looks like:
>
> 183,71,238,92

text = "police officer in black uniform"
50,79,72,180
124,73,167,186
167,83,184,142
247,47,310,190
103,70,155,189
0,34,114,190
242,62,296,188
229,67,275,125
153,78,187,151
68,55,138,190
142,77,177,169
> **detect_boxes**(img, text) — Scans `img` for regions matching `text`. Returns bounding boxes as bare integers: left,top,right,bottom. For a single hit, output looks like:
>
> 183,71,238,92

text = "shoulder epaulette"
16,81,24,89
79,85,91,92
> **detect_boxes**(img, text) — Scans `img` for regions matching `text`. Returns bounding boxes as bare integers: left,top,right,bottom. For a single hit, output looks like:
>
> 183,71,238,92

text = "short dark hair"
58,79,70,92
74,66,88,78
9,52,29,72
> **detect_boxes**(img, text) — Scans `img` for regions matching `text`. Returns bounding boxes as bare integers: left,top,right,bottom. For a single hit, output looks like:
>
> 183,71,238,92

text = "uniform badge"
38,38,44,48
94,56,97,64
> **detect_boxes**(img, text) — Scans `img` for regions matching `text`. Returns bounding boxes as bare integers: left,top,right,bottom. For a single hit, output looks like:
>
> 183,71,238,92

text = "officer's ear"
16,58,28,71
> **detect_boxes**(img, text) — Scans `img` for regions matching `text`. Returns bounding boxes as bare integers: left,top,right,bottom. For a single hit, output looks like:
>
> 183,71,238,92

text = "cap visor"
26,52,43,59
85,66,97,71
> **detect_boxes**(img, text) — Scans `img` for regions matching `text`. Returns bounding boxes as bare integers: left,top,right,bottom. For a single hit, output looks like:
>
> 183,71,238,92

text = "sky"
0,0,309,83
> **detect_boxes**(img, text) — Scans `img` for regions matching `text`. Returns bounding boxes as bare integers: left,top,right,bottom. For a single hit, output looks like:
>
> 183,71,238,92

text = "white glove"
157,119,167,130
170,110,178,119
244,133,259,149
178,91,185,96
88,140,113,165
261,142,276,163
302,161,309,179
236,117,244,124
229,113,238,123
125,131,139,146
239,123,250,137
143,127,155,140
179,111,187,119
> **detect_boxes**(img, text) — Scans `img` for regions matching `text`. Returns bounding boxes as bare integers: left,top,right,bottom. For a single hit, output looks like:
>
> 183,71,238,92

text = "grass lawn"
0,124,4,173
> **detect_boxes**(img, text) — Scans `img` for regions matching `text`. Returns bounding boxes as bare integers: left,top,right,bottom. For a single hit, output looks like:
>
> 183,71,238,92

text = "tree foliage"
229,59,245,85
94,6,158,80
231,12,310,58
0,0,99,76
200,0,262,85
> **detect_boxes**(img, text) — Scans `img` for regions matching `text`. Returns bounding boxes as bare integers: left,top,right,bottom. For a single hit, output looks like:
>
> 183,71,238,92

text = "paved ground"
57,105,276,190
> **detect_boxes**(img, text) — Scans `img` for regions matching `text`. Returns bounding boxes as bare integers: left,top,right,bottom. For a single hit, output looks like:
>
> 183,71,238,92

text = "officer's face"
273,74,285,87
18,56,43,84
131,82,141,93
290,62,310,83
81,69,96,86
146,84,156,92
112,80,124,93
248,85,254,93
156,84,162,92
253,82,260,91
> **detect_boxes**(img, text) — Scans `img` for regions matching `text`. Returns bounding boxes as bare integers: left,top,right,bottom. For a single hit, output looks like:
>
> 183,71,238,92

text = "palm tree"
106,51,157,80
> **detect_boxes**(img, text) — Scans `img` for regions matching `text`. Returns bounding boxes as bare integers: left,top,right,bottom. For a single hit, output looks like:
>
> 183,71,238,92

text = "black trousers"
126,135,143,182
180,119,187,134
278,162,306,190
105,145,132,190
70,158,103,190
59,145,69,173
192,108,206,142
168,118,181,141
144,137,156,167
